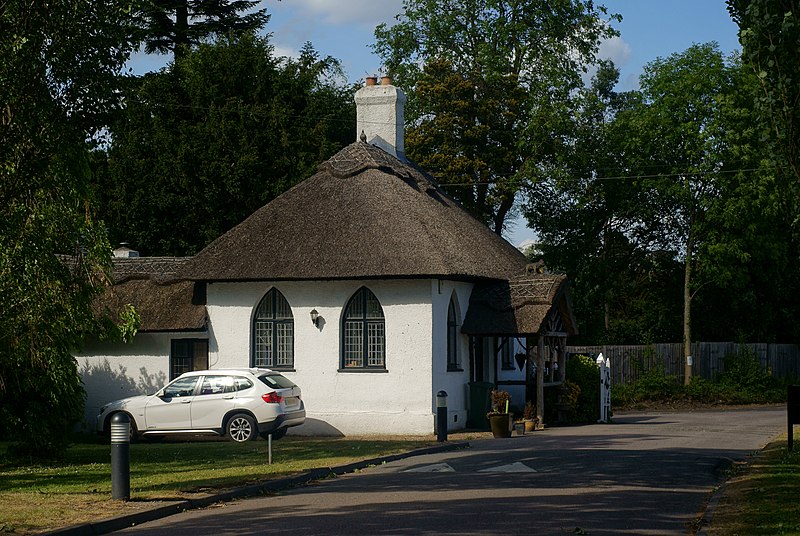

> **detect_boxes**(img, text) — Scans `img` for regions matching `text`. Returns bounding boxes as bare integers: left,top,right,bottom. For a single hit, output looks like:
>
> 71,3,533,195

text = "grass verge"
0,435,438,534
706,434,800,535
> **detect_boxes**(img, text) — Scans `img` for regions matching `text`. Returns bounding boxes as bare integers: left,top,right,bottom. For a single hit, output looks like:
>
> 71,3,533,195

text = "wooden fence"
566,342,800,386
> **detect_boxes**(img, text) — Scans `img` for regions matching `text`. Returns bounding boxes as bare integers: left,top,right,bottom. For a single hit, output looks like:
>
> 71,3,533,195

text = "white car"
96,368,305,442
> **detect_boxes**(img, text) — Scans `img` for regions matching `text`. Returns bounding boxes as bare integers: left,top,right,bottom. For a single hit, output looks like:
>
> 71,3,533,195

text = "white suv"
96,368,305,442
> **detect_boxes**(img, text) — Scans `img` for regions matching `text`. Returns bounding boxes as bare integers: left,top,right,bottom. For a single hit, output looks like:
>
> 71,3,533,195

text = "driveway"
117,407,784,535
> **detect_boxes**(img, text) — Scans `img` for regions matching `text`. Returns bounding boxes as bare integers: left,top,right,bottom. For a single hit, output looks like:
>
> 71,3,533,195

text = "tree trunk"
492,193,514,235
683,227,693,385
174,1,189,58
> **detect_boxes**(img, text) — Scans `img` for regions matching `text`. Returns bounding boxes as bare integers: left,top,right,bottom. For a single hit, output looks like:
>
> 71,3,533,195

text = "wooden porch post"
537,336,545,428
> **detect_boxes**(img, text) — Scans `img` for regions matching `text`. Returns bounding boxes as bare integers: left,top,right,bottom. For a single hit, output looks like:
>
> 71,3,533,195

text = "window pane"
259,373,297,389
447,298,458,368
254,320,273,367
255,292,273,320
163,377,199,398
346,291,364,319
365,289,383,319
276,322,293,366
171,340,191,379
367,322,385,366
274,291,293,320
344,321,364,367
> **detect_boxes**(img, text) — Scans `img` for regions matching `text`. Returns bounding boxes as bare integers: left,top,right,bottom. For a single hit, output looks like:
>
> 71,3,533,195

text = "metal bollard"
436,390,448,442
110,413,131,501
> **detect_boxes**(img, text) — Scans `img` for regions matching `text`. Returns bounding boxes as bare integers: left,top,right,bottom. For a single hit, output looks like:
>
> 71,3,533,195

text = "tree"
622,44,742,383
525,61,682,344
0,1,140,457
727,1,800,193
139,0,268,58
95,36,356,256
374,0,618,233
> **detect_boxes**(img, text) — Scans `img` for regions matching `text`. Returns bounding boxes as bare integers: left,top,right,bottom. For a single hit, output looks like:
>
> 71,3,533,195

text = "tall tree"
374,0,618,233
526,61,683,344
139,0,268,57
0,1,140,457
95,36,356,256
727,1,800,189
622,44,739,383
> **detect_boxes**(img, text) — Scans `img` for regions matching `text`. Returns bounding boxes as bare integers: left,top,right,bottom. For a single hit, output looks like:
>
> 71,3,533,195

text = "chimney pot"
380,76,392,86
365,76,378,86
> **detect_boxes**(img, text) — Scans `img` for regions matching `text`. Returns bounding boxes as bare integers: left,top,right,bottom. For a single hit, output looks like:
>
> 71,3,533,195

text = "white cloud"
598,36,632,68
279,0,402,27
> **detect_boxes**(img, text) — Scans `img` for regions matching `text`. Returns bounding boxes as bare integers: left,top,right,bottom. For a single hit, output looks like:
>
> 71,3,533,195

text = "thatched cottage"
77,77,576,435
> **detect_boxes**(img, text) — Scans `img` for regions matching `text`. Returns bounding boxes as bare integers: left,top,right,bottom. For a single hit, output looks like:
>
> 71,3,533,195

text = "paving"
51,407,785,536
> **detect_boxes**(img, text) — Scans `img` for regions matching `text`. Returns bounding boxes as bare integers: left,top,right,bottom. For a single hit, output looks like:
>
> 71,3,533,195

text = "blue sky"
129,0,743,245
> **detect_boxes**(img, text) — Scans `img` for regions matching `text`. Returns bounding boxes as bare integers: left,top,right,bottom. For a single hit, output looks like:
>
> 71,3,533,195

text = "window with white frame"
447,295,461,371
253,288,294,369
342,287,385,370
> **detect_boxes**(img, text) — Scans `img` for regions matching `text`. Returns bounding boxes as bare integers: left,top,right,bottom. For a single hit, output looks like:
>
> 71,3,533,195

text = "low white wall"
75,332,181,432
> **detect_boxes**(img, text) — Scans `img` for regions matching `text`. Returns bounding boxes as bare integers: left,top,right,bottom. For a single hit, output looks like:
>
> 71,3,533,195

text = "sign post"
788,385,800,452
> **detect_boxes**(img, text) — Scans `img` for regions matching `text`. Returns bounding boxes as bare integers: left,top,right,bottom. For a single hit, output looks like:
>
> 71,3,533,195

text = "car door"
190,375,241,430
143,376,199,430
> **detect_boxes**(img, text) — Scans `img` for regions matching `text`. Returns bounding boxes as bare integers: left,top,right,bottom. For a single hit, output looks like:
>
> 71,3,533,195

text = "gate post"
597,353,611,423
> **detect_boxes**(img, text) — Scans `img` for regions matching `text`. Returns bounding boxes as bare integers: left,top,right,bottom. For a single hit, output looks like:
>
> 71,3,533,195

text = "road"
117,407,784,535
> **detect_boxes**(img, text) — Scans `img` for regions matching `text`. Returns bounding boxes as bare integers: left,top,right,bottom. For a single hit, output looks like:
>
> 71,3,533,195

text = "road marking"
403,463,456,473
478,462,537,473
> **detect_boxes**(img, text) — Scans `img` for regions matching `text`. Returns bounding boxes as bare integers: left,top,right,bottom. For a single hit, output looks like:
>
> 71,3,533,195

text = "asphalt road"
117,407,784,536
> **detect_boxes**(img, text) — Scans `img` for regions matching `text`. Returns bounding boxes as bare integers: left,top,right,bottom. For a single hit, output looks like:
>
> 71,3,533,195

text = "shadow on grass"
0,437,437,495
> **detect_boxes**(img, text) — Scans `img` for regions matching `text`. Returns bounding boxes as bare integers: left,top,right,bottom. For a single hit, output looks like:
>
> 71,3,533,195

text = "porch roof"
461,267,577,337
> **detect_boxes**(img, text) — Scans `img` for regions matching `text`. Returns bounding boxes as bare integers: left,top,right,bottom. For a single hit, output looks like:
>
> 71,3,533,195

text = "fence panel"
567,342,800,385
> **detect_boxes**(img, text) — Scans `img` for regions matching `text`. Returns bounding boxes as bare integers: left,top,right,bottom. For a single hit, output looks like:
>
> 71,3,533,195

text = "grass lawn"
707,434,800,535
0,435,438,534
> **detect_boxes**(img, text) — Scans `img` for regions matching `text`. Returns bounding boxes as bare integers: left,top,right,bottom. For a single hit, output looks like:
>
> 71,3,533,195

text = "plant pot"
524,419,537,433
488,413,512,438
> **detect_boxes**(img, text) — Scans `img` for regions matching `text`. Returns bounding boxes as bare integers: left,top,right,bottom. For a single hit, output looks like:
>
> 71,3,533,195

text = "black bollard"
436,390,448,442
110,413,131,500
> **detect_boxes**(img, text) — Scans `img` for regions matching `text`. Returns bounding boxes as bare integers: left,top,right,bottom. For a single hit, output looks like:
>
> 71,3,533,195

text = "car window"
199,375,235,395
232,377,253,391
259,373,296,389
162,376,199,398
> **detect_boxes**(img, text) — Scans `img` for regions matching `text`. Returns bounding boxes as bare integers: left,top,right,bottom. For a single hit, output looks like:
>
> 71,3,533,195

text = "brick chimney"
355,76,406,160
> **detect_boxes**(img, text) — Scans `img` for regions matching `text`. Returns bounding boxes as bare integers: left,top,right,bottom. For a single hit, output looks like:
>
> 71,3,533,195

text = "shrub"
564,354,601,423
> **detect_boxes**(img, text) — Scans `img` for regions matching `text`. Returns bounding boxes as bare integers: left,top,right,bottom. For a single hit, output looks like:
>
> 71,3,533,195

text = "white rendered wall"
75,332,187,432
430,280,473,431
206,279,435,435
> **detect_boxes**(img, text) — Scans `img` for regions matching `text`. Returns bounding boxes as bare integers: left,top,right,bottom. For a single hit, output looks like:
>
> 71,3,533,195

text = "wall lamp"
310,309,320,328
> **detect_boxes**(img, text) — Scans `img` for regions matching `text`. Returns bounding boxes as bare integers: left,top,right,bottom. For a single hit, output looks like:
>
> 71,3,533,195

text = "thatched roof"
97,257,206,332
179,142,529,282
461,266,578,336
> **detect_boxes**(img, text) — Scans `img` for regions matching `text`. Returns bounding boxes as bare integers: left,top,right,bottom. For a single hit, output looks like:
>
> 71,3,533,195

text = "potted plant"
523,401,539,432
486,389,512,438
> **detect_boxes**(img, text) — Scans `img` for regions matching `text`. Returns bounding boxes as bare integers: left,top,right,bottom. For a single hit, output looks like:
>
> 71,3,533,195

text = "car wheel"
227,413,257,442
260,428,287,440
127,417,139,443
